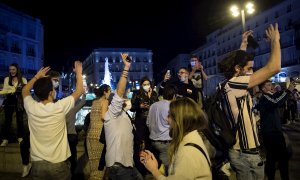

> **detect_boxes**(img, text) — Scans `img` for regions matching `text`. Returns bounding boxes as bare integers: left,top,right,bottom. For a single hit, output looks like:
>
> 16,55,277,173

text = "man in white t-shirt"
22,61,83,180
218,24,281,180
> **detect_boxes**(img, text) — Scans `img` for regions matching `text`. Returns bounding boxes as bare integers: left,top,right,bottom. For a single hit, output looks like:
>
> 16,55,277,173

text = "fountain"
103,57,112,88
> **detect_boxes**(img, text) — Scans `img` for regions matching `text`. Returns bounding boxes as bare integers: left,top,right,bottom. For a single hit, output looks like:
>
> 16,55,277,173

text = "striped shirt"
224,76,260,150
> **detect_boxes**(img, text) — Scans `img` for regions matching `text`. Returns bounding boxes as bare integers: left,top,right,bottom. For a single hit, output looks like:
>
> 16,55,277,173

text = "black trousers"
20,134,30,165
263,134,289,180
3,104,25,139
68,134,78,175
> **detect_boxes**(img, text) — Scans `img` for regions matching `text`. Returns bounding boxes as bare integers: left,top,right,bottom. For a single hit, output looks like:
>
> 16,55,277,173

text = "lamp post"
230,1,255,32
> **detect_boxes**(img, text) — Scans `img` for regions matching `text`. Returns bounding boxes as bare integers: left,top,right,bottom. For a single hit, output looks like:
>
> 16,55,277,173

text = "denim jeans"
108,164,143,180
31,160,71,180
152,141,170,175
229,149,264,180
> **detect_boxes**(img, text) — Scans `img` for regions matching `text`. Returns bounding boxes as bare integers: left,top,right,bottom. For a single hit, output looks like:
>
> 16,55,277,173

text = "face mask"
190,61,196,67
180,76,187,82
52,80,59,89
123,100,132,111
143,85,150,92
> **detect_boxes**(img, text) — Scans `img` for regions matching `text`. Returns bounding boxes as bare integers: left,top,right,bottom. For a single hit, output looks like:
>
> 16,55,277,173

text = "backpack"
203,80,236,155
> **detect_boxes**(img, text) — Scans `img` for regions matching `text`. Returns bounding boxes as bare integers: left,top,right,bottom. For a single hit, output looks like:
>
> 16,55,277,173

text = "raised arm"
117,53,131,97
200,65,208,80
22,67,50,98
240,30,253,51
189,63,208,81
248,23,281,88
71,61,84,101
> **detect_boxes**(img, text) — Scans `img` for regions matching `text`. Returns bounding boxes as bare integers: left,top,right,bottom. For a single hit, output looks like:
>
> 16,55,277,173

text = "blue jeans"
31,160,71,180
229,149,264,180
152,141,170,175
108,164,143,180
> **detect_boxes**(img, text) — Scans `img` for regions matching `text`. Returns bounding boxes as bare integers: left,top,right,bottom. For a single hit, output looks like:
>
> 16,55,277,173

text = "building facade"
0,4,44,81
82,48,153,90
191,0,300,96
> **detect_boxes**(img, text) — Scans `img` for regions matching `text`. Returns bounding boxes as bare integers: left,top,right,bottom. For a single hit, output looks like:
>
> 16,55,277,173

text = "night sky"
1,0,282,75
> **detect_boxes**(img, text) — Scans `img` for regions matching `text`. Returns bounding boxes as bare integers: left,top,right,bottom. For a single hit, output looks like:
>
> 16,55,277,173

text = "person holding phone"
140,98,212,179
130,76,159,176
188,54,208,108
104,53,143,180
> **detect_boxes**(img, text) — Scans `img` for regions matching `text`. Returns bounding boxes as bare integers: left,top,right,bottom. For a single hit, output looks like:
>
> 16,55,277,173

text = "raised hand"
35,67,51,79
120,53,132,68
242,30,253,43
265,23,280,42
73,61,83,75
164,71,171,82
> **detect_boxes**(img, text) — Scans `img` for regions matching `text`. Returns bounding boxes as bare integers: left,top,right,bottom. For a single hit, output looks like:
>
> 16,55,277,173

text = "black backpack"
203,80,236,155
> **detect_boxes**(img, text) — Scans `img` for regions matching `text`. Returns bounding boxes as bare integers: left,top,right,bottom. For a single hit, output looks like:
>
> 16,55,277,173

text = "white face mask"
52,80,59,89
190,61,196,67
143,85,150,92
123,100,132,111
180,76,187,82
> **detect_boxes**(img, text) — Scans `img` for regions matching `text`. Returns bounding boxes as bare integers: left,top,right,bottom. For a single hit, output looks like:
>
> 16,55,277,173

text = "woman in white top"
1,63,27,146
140,97,212,180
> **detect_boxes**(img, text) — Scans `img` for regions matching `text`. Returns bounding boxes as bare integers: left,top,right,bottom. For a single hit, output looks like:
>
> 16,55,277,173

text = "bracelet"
33,76,38,80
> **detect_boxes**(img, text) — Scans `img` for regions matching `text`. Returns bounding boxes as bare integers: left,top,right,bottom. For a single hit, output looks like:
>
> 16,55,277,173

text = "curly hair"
218,50,254,79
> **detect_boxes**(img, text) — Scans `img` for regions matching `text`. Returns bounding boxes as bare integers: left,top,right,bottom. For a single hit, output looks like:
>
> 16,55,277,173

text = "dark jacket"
131,90,158,124
258,90,291,136
159,79,198,102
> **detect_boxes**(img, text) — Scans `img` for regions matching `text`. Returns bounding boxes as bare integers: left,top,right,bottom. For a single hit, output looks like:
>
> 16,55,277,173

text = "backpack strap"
184,143,211,167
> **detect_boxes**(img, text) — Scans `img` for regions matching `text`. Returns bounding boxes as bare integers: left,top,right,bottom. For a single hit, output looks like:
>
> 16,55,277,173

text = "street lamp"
230,1,255,32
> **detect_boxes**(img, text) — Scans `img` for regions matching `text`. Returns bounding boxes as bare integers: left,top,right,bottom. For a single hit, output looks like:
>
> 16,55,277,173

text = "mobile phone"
247,36,259,49
125,55,132,63
166,70,170,76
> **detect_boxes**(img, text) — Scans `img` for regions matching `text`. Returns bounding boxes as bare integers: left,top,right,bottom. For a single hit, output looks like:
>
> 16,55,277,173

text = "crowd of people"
0,23,299,180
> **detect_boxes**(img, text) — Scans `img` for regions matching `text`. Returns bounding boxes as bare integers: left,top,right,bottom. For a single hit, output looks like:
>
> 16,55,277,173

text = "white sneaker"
0,139,8,147
18,138,23,144
21,163,32,177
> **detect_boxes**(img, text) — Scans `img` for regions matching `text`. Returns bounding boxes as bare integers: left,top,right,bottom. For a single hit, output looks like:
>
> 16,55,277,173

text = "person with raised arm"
104,53,143,180
22,61,84,180
218,23,281,180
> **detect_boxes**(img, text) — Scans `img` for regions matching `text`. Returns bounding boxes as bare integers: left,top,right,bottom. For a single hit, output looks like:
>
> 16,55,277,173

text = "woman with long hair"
0,63,31,177
1,63,27,146
140,97,212,179
131,76,158,176
86,84,111,180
